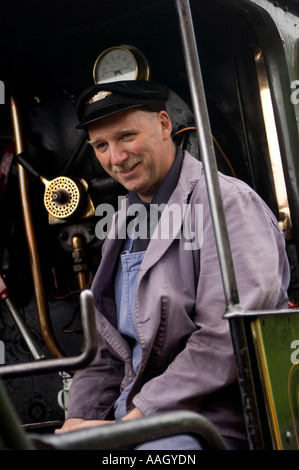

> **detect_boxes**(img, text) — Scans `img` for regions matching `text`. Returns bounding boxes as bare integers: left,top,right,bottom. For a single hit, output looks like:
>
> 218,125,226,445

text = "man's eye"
122,133,134,140
95,142,107,151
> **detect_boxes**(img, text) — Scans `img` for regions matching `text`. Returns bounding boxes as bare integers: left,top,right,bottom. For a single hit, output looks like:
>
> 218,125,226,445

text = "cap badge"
87,90,112,104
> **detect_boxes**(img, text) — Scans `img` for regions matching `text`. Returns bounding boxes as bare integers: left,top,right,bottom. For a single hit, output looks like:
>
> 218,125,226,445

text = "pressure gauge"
93,45,150,84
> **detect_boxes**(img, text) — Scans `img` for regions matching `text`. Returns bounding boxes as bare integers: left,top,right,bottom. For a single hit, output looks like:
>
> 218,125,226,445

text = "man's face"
88,108,175,202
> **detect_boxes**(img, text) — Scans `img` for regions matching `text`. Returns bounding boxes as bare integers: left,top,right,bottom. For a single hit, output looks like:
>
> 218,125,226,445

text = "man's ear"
159,111,173,140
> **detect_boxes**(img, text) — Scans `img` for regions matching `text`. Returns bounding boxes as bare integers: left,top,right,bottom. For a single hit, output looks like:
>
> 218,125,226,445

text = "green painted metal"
251,312,299,450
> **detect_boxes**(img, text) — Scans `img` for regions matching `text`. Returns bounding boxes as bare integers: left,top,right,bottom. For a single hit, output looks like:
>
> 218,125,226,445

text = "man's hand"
121,407,144,421
55,408,144,433
55,418,114,433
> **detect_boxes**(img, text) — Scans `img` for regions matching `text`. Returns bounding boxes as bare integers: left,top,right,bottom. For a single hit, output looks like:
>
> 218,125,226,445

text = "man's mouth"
112,159,141,175
120,161,140,174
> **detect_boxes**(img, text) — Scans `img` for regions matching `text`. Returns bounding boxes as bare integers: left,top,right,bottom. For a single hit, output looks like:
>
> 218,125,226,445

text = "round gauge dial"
93,45,150,84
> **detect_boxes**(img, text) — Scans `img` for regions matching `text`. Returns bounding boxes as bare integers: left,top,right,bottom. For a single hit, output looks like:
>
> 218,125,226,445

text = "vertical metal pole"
175,0,240,312
175,0,264,449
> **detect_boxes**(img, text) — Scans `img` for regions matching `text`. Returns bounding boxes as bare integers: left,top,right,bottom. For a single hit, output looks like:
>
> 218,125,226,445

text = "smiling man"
87,106,175,202
57,81,290,450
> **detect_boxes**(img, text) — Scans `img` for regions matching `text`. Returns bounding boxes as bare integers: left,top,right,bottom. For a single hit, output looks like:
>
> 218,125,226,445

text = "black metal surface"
0,379,35,450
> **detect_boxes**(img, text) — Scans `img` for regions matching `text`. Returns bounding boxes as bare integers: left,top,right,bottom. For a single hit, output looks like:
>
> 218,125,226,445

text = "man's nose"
110,144,128,166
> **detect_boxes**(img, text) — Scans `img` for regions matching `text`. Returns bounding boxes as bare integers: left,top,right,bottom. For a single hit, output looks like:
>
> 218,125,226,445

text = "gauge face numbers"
93,46,150,84
94,48,138,84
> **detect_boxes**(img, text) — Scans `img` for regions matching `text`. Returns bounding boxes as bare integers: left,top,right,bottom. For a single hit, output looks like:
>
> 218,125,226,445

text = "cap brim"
76,102,144,129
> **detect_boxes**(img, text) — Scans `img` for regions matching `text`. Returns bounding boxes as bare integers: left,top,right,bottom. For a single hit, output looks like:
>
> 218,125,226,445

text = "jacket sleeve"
132,183,290,417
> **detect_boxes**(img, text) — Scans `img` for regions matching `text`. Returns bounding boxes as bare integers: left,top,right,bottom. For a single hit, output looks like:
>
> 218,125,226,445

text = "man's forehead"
88,126,136,143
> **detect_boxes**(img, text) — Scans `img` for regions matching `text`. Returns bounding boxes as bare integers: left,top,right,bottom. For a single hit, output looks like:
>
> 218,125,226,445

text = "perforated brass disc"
43,177,81,219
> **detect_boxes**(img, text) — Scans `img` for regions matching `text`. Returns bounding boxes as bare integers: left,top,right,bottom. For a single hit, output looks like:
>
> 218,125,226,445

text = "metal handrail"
224,306,299,319
0,290,98,378
31,410,227,450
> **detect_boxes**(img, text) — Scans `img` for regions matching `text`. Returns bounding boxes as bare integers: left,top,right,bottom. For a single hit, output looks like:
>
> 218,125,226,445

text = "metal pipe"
10,96,64,359
0,267,44,359
0,290,98,378
4,297,45,360
31,410,227,450
224,306,299,319
72,234,90,290
174,0,264,449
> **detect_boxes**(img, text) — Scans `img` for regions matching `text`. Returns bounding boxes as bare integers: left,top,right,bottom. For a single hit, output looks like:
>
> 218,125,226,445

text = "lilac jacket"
67,152,290,440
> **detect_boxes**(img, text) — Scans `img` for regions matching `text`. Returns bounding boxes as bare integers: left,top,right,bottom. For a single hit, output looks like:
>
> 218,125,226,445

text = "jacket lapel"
139,152,201,277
